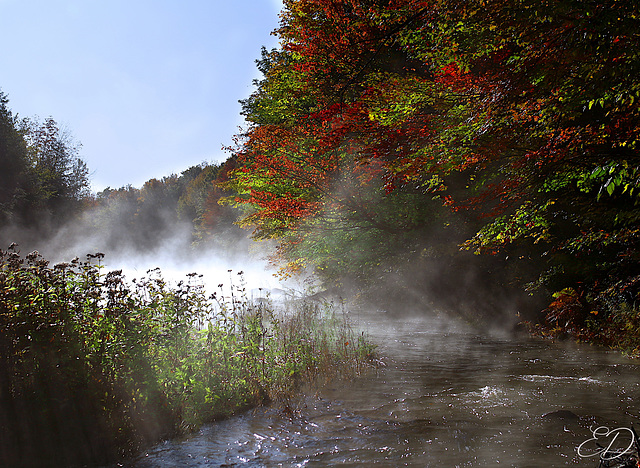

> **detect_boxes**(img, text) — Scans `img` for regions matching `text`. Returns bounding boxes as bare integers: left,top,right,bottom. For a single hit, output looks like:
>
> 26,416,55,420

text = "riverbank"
123,311,640,466
521,286,640,357
0,248,376,468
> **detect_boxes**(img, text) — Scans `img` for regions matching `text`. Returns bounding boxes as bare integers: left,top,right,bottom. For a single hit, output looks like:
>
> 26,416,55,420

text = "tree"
0,91,31,225
229,1,478,280
228,0,640,332
19,116,90,225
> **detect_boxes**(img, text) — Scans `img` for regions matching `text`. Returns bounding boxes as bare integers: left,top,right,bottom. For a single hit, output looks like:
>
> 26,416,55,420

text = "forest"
1,0,640,465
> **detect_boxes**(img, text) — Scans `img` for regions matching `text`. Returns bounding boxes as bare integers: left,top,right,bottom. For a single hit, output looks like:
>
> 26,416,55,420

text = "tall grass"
0,246,375,467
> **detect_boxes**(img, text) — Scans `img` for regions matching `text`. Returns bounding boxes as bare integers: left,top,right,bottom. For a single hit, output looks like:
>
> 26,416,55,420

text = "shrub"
0,246,375,467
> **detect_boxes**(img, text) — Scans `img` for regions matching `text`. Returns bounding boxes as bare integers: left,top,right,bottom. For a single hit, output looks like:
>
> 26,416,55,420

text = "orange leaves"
544,288,586,332
248,189,318,221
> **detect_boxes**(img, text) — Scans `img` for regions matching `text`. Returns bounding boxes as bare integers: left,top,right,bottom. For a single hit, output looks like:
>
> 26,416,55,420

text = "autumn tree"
230,2,487,286
228,0,640,332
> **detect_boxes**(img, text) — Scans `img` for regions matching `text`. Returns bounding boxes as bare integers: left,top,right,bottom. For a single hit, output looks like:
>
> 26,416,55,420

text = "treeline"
85,159,239,255
0,92,89,229
224,0,640,347
0,90,240,258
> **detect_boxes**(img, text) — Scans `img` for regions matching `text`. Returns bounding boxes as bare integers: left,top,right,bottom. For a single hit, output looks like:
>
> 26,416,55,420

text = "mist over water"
0,201,292,298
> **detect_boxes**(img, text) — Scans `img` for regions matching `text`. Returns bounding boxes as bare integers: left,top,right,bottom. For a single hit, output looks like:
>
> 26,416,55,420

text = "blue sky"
1,0,282,191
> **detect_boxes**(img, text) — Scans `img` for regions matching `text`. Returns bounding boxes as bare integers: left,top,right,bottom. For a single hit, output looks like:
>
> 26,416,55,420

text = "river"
126,311,640,467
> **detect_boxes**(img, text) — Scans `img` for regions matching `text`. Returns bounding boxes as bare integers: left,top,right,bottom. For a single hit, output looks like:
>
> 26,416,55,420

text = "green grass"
0,247,376,467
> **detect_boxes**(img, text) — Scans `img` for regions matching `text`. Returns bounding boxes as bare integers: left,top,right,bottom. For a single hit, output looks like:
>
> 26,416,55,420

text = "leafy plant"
0,247,375,467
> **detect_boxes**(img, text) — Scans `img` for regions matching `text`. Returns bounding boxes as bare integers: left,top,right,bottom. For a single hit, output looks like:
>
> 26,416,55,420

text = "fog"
0,202,295,300
0,169,544,337
286,166,545,335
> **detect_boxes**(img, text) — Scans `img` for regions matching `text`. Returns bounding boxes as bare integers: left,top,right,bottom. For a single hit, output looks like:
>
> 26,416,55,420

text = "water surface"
129,312,640,467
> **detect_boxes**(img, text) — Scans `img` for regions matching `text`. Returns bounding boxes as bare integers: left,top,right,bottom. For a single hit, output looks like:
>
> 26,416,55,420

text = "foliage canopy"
227,0,640,336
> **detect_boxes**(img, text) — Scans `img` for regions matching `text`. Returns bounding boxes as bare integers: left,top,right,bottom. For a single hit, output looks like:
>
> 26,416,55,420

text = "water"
127,312,640,467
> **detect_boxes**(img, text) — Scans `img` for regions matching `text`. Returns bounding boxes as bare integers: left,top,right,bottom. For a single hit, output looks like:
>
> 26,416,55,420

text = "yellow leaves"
533,233,546,244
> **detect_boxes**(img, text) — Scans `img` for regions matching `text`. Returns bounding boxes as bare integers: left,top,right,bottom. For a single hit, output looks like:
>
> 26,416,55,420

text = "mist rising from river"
0,201,291,297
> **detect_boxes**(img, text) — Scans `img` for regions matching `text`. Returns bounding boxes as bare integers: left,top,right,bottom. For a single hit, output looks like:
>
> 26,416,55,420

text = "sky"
1,0,283,191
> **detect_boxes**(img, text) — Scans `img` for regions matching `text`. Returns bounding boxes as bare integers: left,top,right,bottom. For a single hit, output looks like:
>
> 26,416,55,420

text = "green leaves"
588,161,640,201
462,200,553,254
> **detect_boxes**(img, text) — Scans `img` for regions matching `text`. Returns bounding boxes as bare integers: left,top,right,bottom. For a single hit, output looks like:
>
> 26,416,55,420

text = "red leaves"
229,0,640,293
435,62,476,92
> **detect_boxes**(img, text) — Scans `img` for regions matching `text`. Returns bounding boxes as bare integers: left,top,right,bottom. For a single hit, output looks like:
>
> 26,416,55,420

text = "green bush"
0,246,375,467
